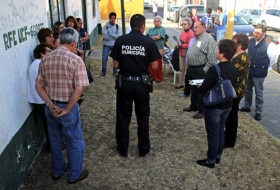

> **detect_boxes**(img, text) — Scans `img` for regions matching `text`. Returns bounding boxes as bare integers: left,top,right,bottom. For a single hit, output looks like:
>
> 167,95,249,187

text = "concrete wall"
99,0,144,20
0,0,47,155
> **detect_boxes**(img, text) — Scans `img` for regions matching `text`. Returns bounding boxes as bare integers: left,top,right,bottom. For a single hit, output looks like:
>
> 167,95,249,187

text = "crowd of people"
25,5,277,184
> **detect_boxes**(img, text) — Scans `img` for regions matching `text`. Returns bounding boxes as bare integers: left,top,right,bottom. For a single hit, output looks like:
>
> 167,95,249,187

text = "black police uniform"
109,29,161,157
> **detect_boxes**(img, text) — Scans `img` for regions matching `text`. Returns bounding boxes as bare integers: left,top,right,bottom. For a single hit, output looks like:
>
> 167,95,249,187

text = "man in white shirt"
153,1,158,17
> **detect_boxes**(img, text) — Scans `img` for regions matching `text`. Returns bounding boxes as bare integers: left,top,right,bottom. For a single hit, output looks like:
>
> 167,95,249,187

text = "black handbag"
87,69,94,83
203,64,236,106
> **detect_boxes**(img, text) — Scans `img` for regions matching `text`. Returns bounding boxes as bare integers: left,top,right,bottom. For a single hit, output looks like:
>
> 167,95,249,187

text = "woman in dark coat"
196,39,238,168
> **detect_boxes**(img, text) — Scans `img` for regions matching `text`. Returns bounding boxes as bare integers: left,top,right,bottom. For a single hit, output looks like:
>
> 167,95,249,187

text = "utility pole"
225,0,236,39
120,0,126,35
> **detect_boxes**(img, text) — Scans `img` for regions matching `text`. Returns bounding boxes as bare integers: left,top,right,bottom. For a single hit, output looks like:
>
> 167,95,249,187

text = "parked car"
178,4,206,25
144,2,150,9
236,8,262,25
167,6,180,21
275,37,280,73
260,8,280,31
211,14,254,38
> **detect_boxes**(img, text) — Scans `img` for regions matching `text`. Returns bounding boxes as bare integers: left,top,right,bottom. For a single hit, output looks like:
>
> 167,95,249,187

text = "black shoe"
255,113,261,121
196,159,215,168
68,169,89,184
52,166,67,180
223,145,234,149
116,147,128,157
139,149,150,157
216,158,220,164
239,107,251,112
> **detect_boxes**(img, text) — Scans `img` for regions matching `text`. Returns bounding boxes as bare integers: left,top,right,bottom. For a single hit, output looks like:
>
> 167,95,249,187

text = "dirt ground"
20,35,280,190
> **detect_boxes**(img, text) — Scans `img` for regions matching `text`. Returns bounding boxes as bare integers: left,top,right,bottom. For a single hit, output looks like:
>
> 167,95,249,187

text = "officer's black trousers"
116,80,150,155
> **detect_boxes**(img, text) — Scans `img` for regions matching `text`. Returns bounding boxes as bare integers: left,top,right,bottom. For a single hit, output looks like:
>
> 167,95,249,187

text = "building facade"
0,0,100,189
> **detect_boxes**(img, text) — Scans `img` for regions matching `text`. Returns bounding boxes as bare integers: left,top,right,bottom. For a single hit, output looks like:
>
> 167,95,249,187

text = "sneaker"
99,74,105,78
68,169,89,184
179,93,189,97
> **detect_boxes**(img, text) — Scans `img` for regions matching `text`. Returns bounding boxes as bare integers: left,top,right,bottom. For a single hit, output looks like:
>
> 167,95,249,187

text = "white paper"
189,79,204,85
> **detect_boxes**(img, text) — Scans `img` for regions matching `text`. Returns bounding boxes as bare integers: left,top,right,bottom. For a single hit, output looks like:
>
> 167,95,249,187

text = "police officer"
109,14,161,157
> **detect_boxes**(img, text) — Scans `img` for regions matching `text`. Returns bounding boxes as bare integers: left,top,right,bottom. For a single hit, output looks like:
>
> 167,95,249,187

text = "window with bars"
46,0,66,28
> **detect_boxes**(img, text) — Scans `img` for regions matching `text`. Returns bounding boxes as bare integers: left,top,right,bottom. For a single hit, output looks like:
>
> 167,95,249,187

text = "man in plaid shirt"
183,21,217,119
36,28,89,184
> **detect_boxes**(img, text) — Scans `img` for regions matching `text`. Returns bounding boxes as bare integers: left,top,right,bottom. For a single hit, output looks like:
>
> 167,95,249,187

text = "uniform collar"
130,29,143,34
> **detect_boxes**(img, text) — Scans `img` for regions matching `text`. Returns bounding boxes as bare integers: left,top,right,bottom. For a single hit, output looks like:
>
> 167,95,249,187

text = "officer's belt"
123,76,142,82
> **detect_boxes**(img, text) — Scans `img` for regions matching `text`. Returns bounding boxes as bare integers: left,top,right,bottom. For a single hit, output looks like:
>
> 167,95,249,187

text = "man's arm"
103,25,115,41
109,25,122,39
203,41,217,72
55,86,84,117
150,60,158,70
113,60,119,69
35,84,61,114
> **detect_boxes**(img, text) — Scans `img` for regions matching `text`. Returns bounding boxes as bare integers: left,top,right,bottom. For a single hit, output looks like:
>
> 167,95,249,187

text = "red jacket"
179,29,194,57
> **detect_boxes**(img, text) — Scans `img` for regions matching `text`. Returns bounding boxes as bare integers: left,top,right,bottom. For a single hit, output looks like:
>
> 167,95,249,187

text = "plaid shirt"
36,46,89,102
186,31,217,72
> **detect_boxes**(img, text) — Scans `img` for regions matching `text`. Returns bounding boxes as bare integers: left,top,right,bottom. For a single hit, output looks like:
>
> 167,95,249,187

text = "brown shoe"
183,107,197,112
193,112,204,119
68,169,89,184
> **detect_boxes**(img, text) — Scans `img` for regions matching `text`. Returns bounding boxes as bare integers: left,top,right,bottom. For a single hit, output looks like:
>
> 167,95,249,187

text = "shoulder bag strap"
214,64,222,80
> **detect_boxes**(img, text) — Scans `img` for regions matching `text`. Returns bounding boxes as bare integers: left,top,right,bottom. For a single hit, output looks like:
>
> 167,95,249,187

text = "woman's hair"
76,18,82,22
37,28,53,43
232,34,249,50
53,35,59,44
154,15,162,22
53,21,63,35
218,39,237,60
33,43,49,59
183,17,193,26
65,16,79,30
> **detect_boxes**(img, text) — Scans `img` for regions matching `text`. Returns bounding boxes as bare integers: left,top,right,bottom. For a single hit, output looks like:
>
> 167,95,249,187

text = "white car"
236,8,262,25
260,8,280,31
167,6,180,21
275,37,280,73
144,2,150,9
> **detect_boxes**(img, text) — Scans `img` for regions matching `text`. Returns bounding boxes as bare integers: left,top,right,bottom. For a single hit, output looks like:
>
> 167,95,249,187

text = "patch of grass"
21,34,280,190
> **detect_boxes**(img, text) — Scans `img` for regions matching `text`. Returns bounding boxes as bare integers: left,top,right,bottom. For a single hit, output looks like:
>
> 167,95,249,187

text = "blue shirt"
217,13,227,31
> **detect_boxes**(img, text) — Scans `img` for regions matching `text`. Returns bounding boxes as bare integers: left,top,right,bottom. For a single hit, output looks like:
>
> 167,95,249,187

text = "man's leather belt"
52,100,68,104
123,76,142,82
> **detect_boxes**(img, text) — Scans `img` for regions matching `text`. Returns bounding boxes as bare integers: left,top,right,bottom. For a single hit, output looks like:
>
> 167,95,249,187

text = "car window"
186,7,206,13
245,10,250,15
251,10,262,15
267,9,277,15
234,16,249,25
173,7,180,11
276,10,280,16
241,9,246,14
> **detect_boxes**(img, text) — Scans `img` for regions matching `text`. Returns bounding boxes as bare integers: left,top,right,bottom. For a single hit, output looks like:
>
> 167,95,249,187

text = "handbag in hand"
203,64,236,106
87,69,94,83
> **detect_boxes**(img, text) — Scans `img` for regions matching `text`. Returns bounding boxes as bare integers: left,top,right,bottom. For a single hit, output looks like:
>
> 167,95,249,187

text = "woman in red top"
175,17,194,89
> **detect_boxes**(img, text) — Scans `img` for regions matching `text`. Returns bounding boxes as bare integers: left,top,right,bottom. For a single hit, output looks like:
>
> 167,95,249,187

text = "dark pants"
32,103,50,148
153,12,157,17
188,65,205,114
116,80,150,156
183,66,191,95
224,97,241,147
204,107,231,164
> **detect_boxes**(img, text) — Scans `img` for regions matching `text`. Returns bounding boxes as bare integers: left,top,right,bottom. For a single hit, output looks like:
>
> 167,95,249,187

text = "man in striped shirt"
183,21,217,119
36,28,89,184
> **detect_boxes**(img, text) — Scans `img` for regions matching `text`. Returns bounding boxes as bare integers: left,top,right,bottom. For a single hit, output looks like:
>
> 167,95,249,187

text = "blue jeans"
45,103,85,181
216,29,225,42
102,45,118,75
243,76,265,114
204,107,231,164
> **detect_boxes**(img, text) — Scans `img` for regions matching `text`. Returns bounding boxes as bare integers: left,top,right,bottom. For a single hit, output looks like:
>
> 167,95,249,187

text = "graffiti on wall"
1,0,45,50
3,23,44,50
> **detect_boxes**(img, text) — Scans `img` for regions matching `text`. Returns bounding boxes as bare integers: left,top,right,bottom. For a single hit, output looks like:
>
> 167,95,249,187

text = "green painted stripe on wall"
86,25,99,49
0,109,45,190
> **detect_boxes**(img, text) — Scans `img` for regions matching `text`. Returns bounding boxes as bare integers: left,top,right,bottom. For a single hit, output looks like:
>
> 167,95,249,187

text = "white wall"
86,0,100,34
0,1,48,153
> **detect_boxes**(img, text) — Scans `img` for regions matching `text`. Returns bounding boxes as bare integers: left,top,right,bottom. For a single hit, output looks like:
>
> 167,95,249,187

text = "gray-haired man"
36,27,89,184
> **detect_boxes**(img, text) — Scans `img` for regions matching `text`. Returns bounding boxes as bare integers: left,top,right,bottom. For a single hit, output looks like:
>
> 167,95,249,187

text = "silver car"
236,8,262,25
144,2,150,9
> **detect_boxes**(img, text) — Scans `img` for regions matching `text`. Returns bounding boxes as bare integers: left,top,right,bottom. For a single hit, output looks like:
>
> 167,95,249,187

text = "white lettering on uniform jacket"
121,45,146,56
